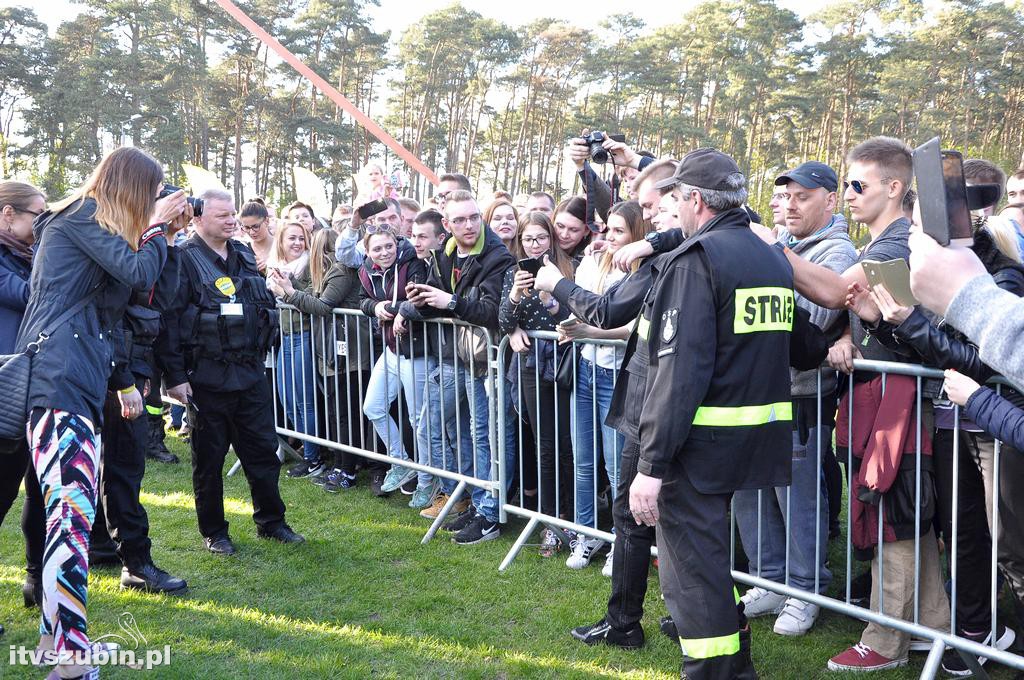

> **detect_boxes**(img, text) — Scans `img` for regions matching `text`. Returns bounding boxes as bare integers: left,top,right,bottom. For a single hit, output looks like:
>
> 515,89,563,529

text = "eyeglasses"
521,234,550,246
844,180,868,194
449,213,482,228
239,222,264,232
16,208,43,218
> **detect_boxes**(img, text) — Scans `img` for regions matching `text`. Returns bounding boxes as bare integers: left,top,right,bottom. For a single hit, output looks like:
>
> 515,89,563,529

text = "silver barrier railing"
490,329,1024,678
267,304,502,542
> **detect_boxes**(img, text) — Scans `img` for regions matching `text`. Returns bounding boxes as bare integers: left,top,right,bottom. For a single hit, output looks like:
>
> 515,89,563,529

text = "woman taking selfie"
267,220,324,479
15,146,186,680
498,212,576,557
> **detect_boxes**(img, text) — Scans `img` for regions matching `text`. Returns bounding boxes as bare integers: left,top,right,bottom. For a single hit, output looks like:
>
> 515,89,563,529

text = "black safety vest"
180,244,280,365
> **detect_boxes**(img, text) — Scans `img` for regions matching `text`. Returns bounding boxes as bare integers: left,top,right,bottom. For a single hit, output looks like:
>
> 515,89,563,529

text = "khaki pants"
860,529,951,660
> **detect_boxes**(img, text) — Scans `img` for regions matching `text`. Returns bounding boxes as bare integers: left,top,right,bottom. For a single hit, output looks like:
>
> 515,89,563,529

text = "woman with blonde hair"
267,221,324,478
15,146,187,680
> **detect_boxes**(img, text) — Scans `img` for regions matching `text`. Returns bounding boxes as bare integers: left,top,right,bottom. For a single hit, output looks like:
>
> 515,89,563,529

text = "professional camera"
582,131,626,164
158,184,204,218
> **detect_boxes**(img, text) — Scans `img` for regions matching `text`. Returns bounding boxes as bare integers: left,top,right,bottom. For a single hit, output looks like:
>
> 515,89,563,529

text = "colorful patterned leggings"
29,408,100,653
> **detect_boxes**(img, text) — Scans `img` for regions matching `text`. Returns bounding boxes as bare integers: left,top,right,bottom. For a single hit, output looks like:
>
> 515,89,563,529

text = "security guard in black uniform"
159,191,302,555
92,280,188,593
629,149,794,680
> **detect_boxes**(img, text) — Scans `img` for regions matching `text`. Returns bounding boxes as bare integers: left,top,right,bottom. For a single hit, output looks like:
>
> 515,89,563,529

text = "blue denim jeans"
276,331,320,462
571,358,623,528
363,347,434,484
733,427,833,594
419,361,500,522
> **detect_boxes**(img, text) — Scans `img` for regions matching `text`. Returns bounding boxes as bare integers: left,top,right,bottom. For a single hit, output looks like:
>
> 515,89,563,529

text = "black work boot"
121,561,188,595
147,413,179,464
22,574,41,608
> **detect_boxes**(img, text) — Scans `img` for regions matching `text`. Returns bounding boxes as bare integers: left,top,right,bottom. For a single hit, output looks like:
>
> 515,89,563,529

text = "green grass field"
0,434,1020,679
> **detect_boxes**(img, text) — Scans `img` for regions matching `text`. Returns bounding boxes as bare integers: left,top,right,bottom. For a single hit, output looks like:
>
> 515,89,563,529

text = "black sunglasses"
843,180,868,194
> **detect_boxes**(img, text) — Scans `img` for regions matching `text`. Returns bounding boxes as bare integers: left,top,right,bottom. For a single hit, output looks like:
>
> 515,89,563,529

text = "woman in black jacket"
499,211,577,556
14,147,185,680
0,181,46,635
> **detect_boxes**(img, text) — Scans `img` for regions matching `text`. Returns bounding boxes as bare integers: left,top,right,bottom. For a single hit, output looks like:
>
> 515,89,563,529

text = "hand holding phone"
357,198,390,221
518,257,542,276
912,137,973,247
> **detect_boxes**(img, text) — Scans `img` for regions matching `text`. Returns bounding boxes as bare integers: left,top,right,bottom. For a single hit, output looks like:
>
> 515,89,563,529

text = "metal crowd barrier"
266,304,502,542
267,311,1024,678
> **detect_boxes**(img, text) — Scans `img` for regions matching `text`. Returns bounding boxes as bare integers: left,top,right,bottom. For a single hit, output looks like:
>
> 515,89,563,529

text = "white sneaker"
740,587,787,618
566,535,604,569
601,544,614,577
773,598,820,636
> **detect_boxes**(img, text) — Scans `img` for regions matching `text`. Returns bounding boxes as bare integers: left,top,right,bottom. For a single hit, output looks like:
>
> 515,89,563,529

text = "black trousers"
933,428,997,633
658,457,754,680
0,437,45,580
518,370,573,518
190,379,287,539
606,437,656,631
92,381,152,567
320,370,383,473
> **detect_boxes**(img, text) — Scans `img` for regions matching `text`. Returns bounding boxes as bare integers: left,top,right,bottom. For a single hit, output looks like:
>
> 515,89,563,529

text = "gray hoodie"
946,274,1024,391
777,214,859,397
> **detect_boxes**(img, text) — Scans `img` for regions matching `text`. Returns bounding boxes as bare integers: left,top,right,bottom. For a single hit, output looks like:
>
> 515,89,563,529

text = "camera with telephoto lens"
158,184,204,218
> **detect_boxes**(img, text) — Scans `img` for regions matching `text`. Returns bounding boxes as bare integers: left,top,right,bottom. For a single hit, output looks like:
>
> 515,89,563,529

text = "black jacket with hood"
358,237,428,358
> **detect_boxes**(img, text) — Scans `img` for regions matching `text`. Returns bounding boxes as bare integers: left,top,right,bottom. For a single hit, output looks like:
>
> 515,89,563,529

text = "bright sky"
15,0,814,39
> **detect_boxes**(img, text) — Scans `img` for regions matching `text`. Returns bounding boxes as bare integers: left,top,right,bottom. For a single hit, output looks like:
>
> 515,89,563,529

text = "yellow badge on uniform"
214,276,236,297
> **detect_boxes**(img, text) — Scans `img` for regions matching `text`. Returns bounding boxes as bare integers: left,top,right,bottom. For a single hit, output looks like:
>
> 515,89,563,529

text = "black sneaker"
310,467,330,486
570,618,645,650
257,524,306,544
659,615,678,641
400,477,417,495
323,469,356,493
442,507,476,532
287,459,325,479
941,625,1016,676
452,513,499,545
204,534,237,556
370,470,388,496
121,563,188,595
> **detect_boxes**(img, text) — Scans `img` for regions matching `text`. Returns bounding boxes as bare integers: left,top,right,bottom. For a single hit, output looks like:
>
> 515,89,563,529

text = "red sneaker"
827,643,908,672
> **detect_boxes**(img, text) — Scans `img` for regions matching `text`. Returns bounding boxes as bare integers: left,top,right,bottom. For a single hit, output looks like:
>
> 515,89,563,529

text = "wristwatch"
446,294,458,311
644,230,663,253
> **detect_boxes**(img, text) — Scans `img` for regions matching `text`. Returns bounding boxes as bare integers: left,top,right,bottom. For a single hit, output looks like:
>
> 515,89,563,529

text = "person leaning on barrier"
268,227,376,495
732,161,857,638
406,188,515,546
159,188,303,557
626,149,795,680
847,195,1024,672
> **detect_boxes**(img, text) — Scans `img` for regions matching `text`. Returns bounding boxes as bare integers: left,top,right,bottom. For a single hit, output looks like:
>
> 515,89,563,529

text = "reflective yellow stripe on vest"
692,401,792,427
680,631,740,659
734,286,795,334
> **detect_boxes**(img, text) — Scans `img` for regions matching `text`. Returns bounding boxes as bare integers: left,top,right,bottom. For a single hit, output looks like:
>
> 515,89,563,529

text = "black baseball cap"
774,161,838,193
653,148,742,192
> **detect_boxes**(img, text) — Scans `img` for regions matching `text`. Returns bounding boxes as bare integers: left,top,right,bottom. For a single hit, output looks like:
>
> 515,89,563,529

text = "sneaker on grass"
740,586,787,618
408,478,440,509
827,643,907,672
323,469,356,493
773,598,819,636
287,459,324,479
941,625,1015,676
601,544,614,577
443,507,476,532
380,464,417,493
566,535,604,570
453,513,499,545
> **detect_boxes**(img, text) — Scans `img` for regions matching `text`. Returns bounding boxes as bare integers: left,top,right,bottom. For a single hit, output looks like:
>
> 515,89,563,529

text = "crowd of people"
1,131,1024,680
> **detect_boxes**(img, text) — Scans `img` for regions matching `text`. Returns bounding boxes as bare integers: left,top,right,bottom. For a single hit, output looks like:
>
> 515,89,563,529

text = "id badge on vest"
215,277,244,316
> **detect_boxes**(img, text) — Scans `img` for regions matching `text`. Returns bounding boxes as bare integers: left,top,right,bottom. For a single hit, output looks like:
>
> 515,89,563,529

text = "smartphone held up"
912,137,973,247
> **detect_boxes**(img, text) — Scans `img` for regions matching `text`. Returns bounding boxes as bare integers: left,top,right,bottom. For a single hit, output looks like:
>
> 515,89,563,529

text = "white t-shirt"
573,255,625,370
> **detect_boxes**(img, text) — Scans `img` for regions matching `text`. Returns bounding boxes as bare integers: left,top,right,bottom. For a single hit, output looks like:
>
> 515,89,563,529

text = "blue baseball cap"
775,161,838,193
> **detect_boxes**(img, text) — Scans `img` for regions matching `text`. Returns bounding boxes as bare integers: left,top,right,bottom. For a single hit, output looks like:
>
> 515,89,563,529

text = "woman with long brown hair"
558,200,646,572
484,197,519,250
498,211,577,557
15,146,186,680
